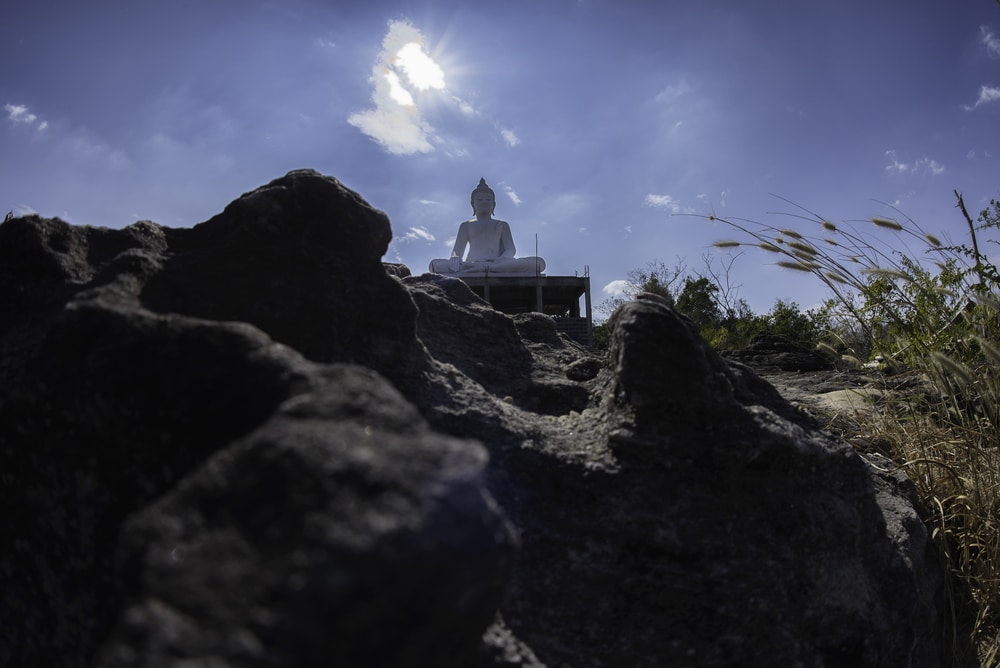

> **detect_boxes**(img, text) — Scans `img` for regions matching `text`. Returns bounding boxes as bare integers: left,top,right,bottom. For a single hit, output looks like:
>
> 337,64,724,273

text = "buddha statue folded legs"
429,256,545,275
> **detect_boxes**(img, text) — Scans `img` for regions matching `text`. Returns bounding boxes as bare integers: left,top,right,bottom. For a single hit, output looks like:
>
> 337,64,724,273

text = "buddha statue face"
470,178,496,216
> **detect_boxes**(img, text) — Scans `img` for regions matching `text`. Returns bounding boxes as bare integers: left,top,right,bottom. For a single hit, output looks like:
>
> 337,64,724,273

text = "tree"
675,276,720,329
700,250,746,321
597,259,686,316
767,299,824,346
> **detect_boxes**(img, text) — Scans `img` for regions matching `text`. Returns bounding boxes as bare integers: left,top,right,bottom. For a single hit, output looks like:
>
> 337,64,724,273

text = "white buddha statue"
429,178,546,275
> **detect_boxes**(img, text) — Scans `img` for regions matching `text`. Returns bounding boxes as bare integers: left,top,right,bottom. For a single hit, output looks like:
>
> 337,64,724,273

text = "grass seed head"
840,354,862,368
777,260,820,272
974,336,1000,366
787,240,818,255
815,341,839,357
970,293,1000,313
824,271,849,284
872,216,905,231
862,267,913,282
932,351,975,387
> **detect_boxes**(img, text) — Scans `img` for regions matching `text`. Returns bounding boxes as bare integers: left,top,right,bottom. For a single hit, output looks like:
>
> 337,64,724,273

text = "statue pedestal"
450,273,593,346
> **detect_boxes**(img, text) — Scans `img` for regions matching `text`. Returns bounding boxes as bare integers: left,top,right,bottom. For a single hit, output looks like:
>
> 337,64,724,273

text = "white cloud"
404,226,435,241
982,26,1000,58
645,194,673,208
500,128,521,148
964,85,1000,111
5,104,36,124
504,186,522,206
644,193,694,214
453,96,478,116
884,150,945,176
625,225,633,234
385,70,415,107
348,20,446,155
884,150,907,174
348,103,435,155
4,103,47,132
603,279,631,297
916,157,945,175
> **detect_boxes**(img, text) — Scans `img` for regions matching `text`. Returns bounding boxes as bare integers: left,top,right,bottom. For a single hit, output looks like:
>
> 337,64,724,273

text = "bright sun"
394,42,445,92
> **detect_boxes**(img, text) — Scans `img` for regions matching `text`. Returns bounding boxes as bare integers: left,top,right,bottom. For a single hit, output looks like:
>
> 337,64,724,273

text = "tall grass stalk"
704,193,1000,666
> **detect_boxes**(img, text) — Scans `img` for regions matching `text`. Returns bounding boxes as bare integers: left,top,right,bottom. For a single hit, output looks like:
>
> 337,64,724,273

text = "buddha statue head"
470,177,496,216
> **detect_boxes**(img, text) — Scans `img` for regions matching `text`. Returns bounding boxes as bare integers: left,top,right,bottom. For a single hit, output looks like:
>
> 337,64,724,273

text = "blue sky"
3,0,998,317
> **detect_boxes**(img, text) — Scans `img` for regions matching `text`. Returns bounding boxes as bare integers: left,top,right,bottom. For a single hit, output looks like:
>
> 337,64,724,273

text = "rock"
383,261,411,278
96,365,514,668
404,273,591,415
485,295,941,667
139,169,424,372
2,297,514,668
479,614,546,667
404,273,531,396
0,170,941,668
565,355,601,381
724,331,836,372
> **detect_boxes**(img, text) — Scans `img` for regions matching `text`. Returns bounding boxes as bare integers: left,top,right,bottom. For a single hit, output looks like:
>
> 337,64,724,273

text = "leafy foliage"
675,277,720,329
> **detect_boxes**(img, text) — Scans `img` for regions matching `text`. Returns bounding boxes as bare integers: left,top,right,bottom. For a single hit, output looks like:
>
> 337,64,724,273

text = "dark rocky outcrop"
1,169,941,667
404,273,593,415
723,331,836,372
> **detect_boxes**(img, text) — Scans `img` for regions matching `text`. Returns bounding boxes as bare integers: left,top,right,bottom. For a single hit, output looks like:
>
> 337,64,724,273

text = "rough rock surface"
723,331,836,372
1,169,942,667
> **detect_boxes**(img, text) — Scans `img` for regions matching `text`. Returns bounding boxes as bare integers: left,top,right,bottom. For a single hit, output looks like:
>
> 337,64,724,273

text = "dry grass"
856,384,1000,667
702,193,1000,667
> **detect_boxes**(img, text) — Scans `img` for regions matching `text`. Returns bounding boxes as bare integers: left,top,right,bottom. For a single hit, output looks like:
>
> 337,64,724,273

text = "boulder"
0,170,941,668
404,273,591,415
97,364,514,668
724,331,836,372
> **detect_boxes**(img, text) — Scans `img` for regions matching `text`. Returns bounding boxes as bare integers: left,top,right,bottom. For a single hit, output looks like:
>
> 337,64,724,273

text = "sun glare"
395,42,445,91
349,19,453,154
